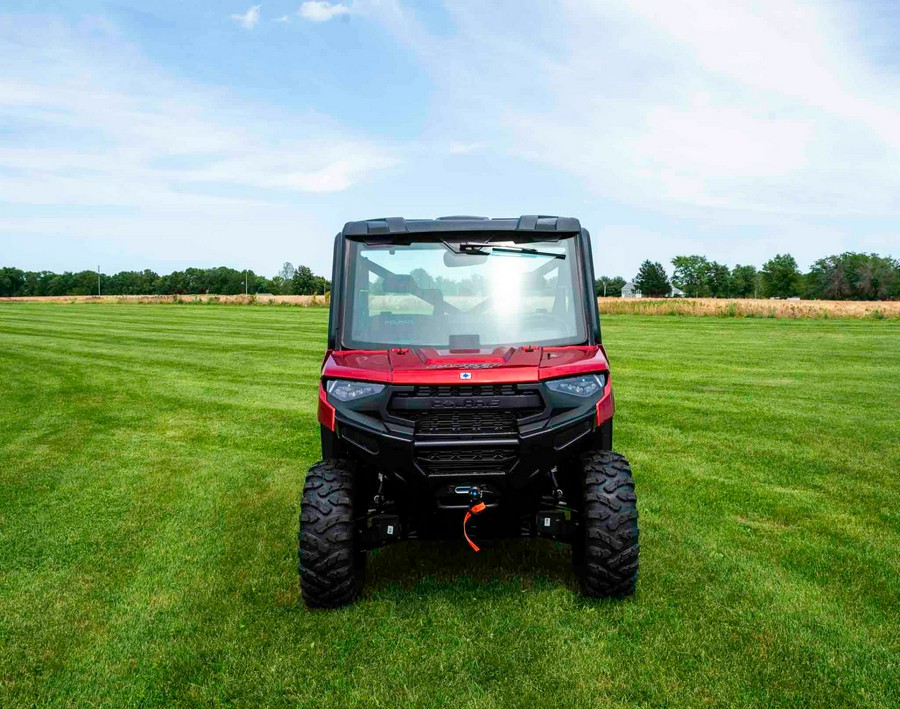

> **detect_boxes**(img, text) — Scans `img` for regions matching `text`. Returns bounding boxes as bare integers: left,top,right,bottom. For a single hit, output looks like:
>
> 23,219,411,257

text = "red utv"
299,216,638,608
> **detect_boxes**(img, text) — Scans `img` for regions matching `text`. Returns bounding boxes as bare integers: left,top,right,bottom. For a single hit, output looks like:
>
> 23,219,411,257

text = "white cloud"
299,2,352,23
3,2,898,278
448,141,486,155
370,0,900,219
0,18,398,273
0,21,396,200
230,5,261,30
276,15,291,23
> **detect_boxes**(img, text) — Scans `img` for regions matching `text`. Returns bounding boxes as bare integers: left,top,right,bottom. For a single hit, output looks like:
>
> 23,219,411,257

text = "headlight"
326,379,385,402
545,373,607,397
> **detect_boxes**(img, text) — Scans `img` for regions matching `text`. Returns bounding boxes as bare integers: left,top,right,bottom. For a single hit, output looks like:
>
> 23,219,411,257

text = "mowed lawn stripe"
0,303,897,707
0,306,322,704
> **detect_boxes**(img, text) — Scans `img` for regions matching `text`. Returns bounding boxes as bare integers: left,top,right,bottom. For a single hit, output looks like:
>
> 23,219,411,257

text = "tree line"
2,252,898,301
0,262,329,298
597,252,899,300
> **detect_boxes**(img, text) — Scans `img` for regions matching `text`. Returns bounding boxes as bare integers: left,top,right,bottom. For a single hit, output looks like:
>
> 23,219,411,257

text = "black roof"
341,215,582,237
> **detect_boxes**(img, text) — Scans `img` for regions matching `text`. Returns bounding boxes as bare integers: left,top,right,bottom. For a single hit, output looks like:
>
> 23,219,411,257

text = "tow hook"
549,469,565,505
373,472,386,508
454,485,483,501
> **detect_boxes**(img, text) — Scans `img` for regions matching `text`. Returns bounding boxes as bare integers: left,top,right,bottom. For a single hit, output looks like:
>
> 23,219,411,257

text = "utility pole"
245,270,248,295
98,265,101,296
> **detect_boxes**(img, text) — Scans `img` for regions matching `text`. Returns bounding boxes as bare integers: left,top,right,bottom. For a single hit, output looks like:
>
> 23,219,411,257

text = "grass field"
1,304,898,707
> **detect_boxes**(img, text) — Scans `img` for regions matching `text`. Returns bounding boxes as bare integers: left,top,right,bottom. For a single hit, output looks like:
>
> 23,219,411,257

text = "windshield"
342,235,587,349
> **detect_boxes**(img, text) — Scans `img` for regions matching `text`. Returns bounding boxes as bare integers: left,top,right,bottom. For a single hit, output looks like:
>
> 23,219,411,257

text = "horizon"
2,245,897,283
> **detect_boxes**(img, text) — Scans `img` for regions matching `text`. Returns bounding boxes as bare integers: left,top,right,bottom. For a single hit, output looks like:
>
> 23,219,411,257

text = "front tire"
576,450,639,598
299,459,365,608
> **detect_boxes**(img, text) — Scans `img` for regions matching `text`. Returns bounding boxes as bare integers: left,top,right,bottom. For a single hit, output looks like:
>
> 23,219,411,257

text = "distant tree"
634,260,671,297
23,252,899,303
760,254,802,298
19,271,40,296
268,276,288,294
141,269,162,294
46,273,72,296
20,270,52,296
595,276,626,297
855,254,898,300
157,271,180,294
806,253,899,300
671,255,711,297
707,261,733,298
70,270,100,296
731,265,759,298
807,255,851,300
410,268,436,290
278,262,296,281
434,275,459,297
249,273,269,294
0,267,25,297
217,266,246,295
106,269,161,295
1,264,332,297
291,265,321,295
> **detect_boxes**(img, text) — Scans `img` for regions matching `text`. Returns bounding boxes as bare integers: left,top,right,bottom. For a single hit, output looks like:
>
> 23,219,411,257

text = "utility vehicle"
299,216,638,608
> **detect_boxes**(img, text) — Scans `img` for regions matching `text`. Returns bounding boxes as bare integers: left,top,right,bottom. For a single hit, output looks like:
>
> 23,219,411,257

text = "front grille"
388,384,545,436
416,446,518,478
406,410,518,436
403,384,523,398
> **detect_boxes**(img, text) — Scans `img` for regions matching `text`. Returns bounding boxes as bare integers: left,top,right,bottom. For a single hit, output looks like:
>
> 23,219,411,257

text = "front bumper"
324,380,613,489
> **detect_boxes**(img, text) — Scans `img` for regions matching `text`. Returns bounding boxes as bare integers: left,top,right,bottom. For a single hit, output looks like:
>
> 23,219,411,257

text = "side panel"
580,228,602,345
327,232,343,350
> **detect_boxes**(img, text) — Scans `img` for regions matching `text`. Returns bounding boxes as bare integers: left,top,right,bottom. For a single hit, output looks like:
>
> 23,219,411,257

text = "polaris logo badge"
459,372,473,380
431,398,500,409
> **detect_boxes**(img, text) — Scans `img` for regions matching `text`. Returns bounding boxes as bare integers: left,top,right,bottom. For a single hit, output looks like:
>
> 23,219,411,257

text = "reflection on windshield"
344,237,586,349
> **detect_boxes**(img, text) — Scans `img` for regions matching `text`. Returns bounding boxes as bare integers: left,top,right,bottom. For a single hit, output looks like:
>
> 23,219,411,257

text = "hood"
324,345,608,385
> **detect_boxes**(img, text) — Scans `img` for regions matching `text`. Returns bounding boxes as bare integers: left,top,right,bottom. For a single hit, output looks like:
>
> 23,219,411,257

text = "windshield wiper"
441,241,565,259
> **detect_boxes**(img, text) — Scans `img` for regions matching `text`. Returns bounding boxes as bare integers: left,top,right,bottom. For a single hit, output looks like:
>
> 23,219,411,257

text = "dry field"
2,294,898,318
597,297,900,319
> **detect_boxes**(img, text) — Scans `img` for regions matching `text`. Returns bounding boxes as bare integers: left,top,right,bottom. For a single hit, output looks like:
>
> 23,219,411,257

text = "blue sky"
1,1,898,279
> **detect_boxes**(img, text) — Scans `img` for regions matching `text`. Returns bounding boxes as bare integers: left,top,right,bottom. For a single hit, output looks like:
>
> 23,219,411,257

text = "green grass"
1,304,897,707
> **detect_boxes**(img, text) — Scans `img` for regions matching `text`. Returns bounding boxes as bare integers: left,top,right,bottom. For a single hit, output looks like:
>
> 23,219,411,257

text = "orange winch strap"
463,502,487,552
